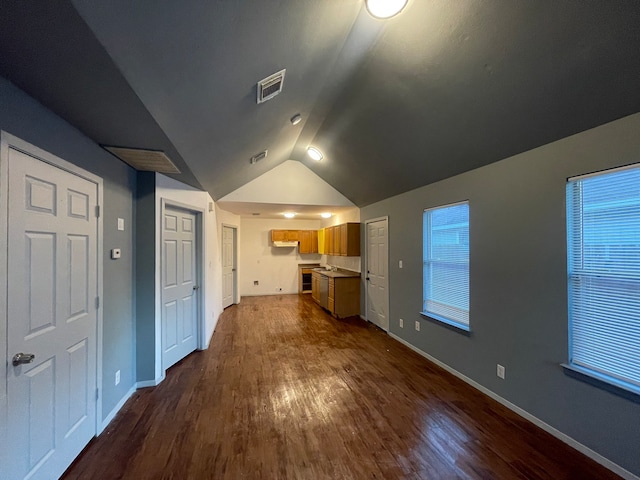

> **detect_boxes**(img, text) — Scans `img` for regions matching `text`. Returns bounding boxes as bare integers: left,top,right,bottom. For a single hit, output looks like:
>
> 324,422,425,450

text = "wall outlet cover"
399,318,404,328
415,321,420,331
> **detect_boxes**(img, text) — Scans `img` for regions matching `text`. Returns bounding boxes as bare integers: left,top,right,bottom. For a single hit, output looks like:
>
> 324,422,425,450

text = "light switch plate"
117,218,125,231
111,248,121,259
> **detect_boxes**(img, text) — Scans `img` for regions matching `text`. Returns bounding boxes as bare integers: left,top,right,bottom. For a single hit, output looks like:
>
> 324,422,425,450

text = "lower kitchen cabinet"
311,269,360,318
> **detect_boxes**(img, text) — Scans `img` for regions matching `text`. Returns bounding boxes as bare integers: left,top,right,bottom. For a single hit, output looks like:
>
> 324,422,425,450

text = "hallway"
63,295,619,479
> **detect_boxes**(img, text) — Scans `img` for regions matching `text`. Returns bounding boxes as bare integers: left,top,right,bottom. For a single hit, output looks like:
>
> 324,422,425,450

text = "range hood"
272,241,298,247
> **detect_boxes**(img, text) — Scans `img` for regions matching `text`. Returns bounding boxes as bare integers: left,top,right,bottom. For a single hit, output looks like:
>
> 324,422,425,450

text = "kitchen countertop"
312,268,360,278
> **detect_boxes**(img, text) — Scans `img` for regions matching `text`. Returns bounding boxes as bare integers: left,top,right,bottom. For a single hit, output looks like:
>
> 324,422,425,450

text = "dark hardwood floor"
63,294,619,479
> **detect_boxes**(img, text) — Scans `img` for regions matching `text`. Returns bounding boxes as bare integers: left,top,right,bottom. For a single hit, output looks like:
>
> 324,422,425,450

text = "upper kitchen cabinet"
271,230,300,242
299,230,318,254
321,223,360,256
339,223,360,256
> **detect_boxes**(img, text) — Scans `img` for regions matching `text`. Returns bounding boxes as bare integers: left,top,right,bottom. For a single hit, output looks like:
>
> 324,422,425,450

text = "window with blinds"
422,201,470,330
566,165,640,394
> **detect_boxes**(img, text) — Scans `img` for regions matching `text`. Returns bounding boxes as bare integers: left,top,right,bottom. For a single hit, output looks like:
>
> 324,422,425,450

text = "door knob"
193,285,200,290
12,353,35,366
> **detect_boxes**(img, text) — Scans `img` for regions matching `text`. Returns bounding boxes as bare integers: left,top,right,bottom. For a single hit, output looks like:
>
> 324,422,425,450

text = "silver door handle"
12,353,35,366
193,285,200,290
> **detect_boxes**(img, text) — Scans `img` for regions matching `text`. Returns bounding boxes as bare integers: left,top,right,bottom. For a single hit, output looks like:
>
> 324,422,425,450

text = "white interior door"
6,146,98,480
366,219,389,331
222,225,236,308
161,206,198,370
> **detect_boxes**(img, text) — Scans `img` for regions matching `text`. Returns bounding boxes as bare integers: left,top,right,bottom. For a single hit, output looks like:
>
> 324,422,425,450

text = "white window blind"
423,202,469,329
567,165,640,393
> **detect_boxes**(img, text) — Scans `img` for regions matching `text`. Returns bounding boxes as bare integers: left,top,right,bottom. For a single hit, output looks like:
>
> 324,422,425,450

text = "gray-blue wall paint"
0,77,136,421
361,113,640,476
135,171,157,381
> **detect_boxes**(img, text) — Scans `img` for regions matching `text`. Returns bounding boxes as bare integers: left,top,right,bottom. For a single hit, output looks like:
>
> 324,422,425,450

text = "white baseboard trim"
388,332,639,480
98,385,136,435
136,375,165,389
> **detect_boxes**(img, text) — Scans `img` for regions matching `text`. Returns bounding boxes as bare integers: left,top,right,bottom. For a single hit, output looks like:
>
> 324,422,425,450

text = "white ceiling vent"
103,146,181,174
250,150,268,164
257,69,286,104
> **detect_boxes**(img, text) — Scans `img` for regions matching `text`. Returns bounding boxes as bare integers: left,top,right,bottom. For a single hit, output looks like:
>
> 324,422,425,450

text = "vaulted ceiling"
1,1,639,208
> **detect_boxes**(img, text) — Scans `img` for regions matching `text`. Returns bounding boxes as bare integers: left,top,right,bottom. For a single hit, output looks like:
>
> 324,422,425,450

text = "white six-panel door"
366,219,389,331
161,206,198,370
6,146,98,480
222,225,236,309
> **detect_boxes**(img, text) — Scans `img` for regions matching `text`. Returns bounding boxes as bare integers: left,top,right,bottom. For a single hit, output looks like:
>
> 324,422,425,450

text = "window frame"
421,200,470,332
564,164,640,397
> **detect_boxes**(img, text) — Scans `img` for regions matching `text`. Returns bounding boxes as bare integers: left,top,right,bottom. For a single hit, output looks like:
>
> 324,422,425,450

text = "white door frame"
364,216,389,331
158,199,205,378
0,131,104,435
222,223,238,306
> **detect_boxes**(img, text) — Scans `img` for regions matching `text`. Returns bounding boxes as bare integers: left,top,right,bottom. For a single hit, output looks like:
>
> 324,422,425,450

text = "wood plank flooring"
63,294,620,479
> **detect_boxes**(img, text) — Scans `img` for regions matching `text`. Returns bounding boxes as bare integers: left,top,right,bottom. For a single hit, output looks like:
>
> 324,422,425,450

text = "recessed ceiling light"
321,213,332,219
307,146,323,161
290,114,302,125
283,212,296,218
365,0,408,19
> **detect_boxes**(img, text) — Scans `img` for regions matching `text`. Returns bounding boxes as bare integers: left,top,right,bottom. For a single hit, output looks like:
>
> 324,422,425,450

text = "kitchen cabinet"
299,264,319,293
311,270,323,304
328,276,360,318
321,223,360,256
325,226,334,255
339,223,360,256
334,225,341,256
311,269,360,318
317,228,325,254
298,230,318,254
271,229,299,242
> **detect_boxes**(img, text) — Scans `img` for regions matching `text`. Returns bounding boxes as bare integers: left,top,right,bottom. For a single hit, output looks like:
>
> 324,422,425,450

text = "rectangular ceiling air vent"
250,150,268,164
103,146,181,174
257,69,286,104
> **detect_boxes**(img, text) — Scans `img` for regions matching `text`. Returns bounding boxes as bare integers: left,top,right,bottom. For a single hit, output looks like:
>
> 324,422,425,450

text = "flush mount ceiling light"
321,213,332,219
283,212,296,218
307,146,323,161
365,0,408,19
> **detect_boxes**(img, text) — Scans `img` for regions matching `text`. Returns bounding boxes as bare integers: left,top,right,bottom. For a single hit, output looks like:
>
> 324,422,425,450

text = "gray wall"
361,113,640,477
0,77,137,421
135,171,157,381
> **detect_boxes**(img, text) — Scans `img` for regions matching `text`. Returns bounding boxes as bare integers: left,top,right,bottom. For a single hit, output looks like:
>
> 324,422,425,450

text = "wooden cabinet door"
299,230,311,253
271,229,286,242
311,272,320,303
311,230,318,254
286,230,299,241
344,223,360,256
326,227,334,255
334,225,343,255
318,228,325,254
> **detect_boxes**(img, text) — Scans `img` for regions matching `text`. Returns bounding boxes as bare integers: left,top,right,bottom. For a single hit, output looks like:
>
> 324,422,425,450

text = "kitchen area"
277,222,361,318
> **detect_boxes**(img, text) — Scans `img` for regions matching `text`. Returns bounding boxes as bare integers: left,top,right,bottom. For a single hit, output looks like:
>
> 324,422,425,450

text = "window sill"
419,312,471,335
561,363,640,404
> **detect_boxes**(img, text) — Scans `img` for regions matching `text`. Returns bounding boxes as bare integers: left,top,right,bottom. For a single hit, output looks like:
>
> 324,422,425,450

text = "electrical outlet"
399,318,404,328
399,260,403,268
115,370,120,386
254,280,259,286
276,287,282,292
415,321,420,332
497,364,505,379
